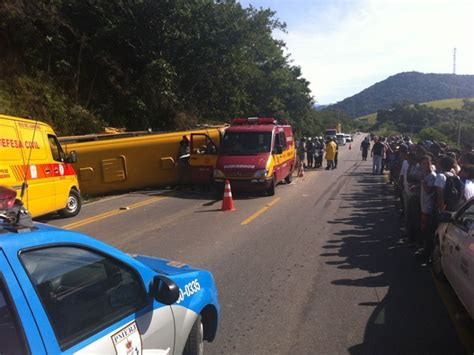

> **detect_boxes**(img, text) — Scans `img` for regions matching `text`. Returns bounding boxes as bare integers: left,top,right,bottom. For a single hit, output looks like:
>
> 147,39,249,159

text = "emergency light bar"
231,117,277,125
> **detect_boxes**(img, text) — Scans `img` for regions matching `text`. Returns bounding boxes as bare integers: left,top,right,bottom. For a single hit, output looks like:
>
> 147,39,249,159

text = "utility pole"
453,47,456,75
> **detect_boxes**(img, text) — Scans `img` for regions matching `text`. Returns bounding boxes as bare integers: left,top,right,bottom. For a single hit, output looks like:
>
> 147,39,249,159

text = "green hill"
327,72,474,118
355,97,474,122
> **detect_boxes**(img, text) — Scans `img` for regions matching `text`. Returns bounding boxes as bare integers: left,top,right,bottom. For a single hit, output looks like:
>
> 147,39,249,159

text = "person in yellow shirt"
325,137,337,170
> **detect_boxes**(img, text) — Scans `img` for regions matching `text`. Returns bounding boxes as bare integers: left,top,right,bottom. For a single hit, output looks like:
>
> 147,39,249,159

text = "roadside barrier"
221,179,236,211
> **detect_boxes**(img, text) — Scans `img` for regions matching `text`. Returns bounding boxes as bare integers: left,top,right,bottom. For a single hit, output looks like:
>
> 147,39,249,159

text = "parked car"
432,198,474,318
336,134,346,146
0,185,220,354
344,134,352,142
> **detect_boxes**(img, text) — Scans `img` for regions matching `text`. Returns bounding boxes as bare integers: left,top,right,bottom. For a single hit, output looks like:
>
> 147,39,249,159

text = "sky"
239,0,474,105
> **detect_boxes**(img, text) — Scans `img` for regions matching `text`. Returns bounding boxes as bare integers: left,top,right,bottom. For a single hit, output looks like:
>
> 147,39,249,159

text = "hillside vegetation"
0,0,355,136
369,99,474,145
327,72,474,118
356,97,474,123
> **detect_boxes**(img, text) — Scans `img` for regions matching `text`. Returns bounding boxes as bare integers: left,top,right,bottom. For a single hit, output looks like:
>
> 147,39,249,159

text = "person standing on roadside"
177,135,191,186
371,137,385,175
434,155,464,212
360,137,370,161
325,137,337,170
418,155,437,262
297,137,306,168
306,137,314,168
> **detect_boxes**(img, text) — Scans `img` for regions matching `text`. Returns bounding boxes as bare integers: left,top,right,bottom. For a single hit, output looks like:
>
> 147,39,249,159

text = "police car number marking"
177,279,201,304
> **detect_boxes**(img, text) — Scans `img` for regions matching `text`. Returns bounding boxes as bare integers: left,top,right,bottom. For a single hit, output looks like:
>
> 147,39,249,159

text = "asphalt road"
43,134,469,354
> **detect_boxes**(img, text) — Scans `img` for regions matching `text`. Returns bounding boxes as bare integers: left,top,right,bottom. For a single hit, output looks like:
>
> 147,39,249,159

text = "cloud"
260,0,474,104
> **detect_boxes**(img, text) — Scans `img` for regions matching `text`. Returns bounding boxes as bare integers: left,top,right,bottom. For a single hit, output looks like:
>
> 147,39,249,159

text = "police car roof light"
0,186,16,211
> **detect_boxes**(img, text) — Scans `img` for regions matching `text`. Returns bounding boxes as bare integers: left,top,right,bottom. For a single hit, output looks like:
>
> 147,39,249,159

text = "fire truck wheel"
267,176,276,196
59,189,82,218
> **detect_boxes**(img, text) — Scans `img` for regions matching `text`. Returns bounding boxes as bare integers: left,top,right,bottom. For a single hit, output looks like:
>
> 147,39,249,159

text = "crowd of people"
365,135,474,265
296,136,341,171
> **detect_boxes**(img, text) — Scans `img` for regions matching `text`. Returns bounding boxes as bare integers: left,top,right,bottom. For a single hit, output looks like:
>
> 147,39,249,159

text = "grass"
355,97,474,122
355,112,377,124
420,97,474,110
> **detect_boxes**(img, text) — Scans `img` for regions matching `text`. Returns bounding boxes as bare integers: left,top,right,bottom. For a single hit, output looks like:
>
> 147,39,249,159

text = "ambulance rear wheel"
183,315,204,355
60,189,81,218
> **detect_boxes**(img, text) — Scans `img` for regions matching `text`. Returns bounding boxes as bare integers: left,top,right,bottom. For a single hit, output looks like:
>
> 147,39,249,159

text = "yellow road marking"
240,198,281,225
63,196,167,230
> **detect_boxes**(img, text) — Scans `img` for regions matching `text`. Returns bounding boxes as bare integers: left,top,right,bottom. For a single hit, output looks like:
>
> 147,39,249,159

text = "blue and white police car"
0,186,220,354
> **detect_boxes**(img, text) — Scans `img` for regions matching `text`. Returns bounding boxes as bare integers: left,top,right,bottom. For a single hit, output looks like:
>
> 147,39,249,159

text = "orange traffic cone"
349,143,352,150
221,179,236,211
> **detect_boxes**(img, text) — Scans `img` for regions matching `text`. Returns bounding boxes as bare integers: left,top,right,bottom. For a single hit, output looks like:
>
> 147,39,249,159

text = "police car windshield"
222,132,272,154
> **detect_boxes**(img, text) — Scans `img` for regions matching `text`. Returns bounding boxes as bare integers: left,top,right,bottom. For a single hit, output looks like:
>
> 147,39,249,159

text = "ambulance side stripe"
10,163,77,180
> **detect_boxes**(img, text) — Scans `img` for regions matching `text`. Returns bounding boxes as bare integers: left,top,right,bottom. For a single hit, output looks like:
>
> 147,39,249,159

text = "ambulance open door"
189,133,218,185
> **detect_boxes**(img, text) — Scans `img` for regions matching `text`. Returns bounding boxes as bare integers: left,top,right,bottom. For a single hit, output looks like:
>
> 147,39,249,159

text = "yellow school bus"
60,126,226,196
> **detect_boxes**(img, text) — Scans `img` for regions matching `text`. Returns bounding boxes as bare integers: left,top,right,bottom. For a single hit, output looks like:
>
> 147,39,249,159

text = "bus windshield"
222,132,272,154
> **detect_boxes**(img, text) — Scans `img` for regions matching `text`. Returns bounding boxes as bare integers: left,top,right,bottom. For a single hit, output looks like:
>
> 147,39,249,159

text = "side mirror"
274,145,283,155
67,151,78,164
150,275,179,305
438,211,453,223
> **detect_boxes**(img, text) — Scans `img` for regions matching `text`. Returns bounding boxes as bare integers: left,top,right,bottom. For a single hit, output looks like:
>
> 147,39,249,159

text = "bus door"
189,133,218,184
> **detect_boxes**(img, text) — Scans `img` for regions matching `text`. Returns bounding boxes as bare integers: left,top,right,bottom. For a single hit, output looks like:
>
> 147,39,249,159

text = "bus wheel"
285,171,293,184
59,189,82,217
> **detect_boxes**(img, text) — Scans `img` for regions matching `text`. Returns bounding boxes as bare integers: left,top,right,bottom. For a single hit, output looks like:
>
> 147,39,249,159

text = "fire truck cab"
213,117,296,196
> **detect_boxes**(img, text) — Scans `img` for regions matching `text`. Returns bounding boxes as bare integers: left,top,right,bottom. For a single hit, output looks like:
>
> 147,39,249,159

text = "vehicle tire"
267,176,276,196
285,171,293,184
183,315,204,355
432,238,446,281
59,189,81,218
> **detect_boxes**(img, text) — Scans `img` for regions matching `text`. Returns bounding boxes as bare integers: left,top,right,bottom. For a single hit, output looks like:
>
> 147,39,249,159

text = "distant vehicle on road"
0,185,220,354
344,134,352,142
324,123,341,140
213,117,296,196
336,134,346,146
432,198,474,319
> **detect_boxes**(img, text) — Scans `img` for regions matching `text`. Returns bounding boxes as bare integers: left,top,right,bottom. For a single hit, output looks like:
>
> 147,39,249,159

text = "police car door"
17,245,175,354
